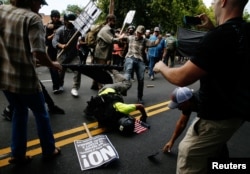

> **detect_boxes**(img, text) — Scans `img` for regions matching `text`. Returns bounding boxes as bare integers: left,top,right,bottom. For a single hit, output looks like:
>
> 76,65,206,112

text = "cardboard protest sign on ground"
74,124,119,171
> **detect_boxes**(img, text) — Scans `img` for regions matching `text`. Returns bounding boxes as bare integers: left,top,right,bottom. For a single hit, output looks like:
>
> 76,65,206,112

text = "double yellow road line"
0,101,170,167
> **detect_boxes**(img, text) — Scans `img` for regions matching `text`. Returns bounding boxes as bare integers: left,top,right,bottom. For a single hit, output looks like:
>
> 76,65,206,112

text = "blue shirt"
147,34,166,57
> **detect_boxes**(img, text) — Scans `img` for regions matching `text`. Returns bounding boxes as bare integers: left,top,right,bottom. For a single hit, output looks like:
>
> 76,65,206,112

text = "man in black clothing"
153,0,249,172
45,10,63,94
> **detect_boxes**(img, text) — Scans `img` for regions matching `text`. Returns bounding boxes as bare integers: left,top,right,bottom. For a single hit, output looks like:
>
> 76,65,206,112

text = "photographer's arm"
153,60,206,87
197,13,215,30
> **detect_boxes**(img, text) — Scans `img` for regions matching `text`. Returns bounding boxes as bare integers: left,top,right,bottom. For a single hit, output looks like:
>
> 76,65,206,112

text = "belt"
130,57,142,62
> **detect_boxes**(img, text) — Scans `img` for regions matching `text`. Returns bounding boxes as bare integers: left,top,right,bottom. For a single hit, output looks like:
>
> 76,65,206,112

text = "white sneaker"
71,88,78,97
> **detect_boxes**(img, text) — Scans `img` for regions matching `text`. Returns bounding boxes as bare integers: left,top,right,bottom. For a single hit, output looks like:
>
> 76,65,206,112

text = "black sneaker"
2,107,12,121
49,105,65,115
53,89,61,95
138,98,144,104
53,87,63,95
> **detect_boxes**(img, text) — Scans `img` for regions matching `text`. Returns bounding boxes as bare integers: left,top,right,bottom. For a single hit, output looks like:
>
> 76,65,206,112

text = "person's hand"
51,61,62,71
196,13,215,30
153,60,167,73
61,44,68,49
35,58,41,67
157,34,162,40
162,141,173,153
118,33,125,39
47,24,54,29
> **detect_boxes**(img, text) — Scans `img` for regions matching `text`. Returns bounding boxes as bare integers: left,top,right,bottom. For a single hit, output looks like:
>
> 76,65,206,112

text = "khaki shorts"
176,117,244,174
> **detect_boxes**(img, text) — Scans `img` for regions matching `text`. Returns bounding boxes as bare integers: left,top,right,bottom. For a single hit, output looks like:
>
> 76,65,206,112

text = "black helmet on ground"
118,116,135,136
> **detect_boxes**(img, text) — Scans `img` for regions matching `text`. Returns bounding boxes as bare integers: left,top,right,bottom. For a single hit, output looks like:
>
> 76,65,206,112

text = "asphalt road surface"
0,65,250,174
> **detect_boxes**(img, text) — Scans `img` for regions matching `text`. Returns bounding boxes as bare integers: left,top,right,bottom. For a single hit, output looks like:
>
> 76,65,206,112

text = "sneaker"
59,86,64,92
53,89,62,95
49,105,65,115
138,98,144,104
9,156,32,165
71,88,79,97
150,76,154,81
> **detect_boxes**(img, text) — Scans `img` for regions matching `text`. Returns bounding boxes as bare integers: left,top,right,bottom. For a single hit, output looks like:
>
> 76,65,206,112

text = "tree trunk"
109,0,114,14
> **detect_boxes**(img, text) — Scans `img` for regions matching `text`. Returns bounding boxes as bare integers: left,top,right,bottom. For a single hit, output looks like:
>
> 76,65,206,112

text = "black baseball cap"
40,0,48,5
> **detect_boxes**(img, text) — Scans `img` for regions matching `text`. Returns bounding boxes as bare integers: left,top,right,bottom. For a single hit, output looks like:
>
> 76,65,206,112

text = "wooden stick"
57,30,81,59
83,122,92,138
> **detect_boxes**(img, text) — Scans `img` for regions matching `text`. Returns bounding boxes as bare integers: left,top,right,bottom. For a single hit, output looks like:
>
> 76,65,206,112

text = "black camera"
183,16,201,25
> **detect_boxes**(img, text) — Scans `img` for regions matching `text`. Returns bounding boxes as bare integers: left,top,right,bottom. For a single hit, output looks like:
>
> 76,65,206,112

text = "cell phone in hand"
183,16,201,25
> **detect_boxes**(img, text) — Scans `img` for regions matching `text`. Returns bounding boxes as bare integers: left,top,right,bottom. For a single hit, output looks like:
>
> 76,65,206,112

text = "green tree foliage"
95,0,210,33
65,0,250,33
1,0,10,4
63,4,83,15
243,11,250,22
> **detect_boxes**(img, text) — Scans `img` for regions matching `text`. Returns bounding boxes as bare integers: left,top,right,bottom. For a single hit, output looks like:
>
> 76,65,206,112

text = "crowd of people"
47,11,178,104
1,0,249,173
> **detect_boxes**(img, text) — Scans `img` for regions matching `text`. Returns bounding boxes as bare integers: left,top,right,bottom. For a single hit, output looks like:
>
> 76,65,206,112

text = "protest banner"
74,123,119,171
120,10,136,34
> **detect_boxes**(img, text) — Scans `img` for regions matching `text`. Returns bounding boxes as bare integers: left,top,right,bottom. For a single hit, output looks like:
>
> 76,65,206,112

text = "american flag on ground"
133,120,150,134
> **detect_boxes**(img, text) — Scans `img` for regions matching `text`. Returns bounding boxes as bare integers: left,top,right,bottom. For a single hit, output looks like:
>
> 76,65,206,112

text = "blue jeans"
148,55,158,77
124,57,145,99
3,90,56,157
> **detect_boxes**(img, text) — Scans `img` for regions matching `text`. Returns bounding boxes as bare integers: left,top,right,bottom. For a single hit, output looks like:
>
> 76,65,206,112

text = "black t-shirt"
191,18,250,120
45,21,63,47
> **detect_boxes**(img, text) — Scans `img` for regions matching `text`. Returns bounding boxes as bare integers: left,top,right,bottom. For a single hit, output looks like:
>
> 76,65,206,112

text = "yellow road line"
0,101,171,167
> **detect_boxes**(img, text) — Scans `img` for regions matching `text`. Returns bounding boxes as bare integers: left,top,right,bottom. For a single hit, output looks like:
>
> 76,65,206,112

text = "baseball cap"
40,0,48,5
64,13,77,22
154,27,160,32
136,25,145,34
168,87,193,109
